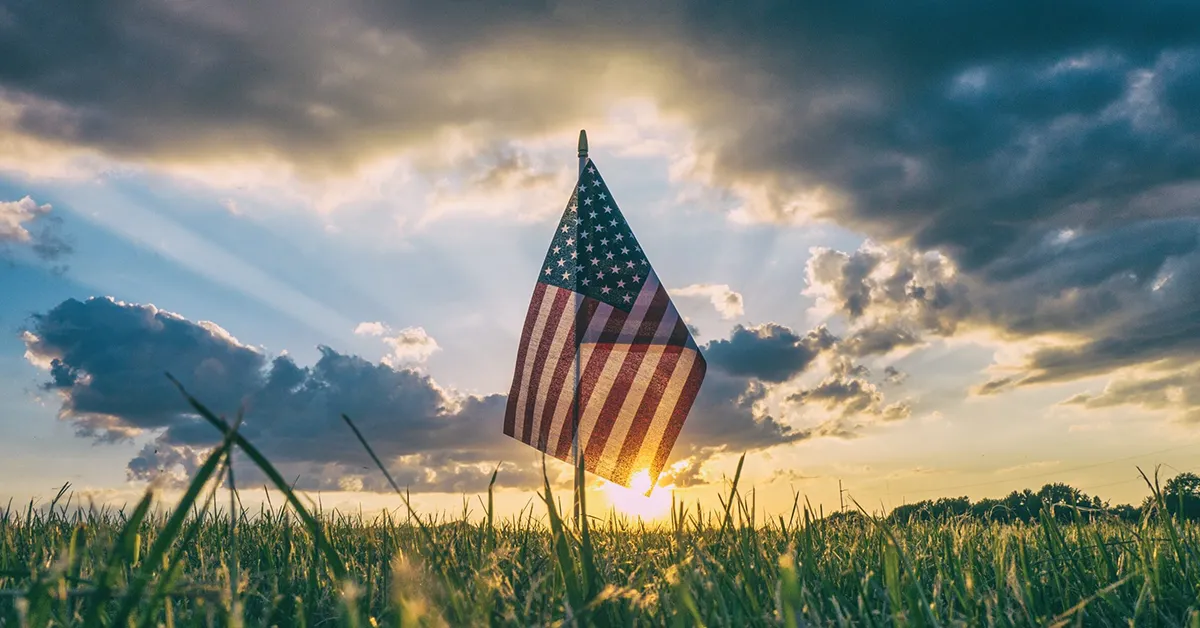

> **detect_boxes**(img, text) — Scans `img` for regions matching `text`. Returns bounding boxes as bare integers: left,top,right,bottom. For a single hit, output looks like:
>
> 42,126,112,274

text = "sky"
2,0,1200,521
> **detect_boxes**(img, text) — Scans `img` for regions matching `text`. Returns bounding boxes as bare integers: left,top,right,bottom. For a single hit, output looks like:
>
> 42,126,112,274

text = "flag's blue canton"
538,159,650,312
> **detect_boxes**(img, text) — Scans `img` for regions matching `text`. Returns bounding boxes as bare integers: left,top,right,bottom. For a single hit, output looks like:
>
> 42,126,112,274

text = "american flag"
504,158,706,490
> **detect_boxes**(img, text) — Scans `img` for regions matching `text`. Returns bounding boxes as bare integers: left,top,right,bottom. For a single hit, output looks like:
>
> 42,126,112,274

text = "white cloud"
673,283,745,320
382,327,440,367
0,195,51,243
354,321,388,337
354,321,440,366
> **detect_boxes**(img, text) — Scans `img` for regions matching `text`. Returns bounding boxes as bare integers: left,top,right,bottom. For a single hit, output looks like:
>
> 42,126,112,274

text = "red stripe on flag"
667,310,690,346
649,353,707,483
634,284,670,340
519,287,571,443
552,308,628,459
610,343,685,485
504,282,548,436
581,286,669,467
535,297,600,451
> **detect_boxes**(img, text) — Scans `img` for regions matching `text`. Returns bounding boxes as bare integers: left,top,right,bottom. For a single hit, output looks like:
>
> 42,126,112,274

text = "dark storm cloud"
704,323,835,383
24,297,265,438
1014,247,1200,383
806,220,1200,387
659,323,914,486
677,2,1200,398
667,11,1200,263
2,1,1195,195
0,0,665,169
23,297,540,493
6,0,1200,384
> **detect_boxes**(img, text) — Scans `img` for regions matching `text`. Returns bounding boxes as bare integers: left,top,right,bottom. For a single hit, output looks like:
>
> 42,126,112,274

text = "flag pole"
573,129,587,529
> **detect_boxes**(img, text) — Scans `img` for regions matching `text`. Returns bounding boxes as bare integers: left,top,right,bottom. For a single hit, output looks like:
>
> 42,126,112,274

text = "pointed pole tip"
577,129,588,158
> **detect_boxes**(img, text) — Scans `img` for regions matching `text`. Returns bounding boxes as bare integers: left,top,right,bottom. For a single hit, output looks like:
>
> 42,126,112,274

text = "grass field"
3,388,1200,627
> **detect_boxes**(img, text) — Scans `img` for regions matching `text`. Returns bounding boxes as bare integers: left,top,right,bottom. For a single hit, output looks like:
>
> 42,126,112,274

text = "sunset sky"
2,1,1199,520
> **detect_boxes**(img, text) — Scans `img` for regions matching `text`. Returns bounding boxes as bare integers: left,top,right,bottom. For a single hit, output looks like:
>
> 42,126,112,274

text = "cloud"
23,297,266,440
660,321,914,485
807,230,1200,389
25,297,890,493
0,0,677,175
0,195,49,243
677,371,806,453
840,322,923,357
789,360,912,426
0,195,72,267
23,297,537,493
420,143,578,224
673,283,745,320
5,1,1198,399
381,328,439,367
1062,366,1200,423
5,2,1193,202
804,244,971,340
804,229,1200,428
974,376,1018,396
354,321,440,366
882,366,907,386
353,321,388,337
704,323,836,383
7,2,1197,477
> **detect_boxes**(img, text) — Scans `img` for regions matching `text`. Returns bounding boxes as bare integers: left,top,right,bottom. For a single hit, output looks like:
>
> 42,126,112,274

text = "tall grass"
2,386,1199,626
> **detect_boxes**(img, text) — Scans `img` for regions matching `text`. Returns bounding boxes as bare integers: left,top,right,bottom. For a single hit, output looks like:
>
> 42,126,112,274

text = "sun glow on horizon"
599,469,675,521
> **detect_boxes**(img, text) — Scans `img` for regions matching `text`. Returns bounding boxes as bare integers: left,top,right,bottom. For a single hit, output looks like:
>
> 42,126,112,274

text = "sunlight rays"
53,185,359,338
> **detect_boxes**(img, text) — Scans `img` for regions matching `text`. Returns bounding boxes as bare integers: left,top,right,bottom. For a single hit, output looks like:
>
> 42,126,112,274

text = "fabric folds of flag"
504,158,706,490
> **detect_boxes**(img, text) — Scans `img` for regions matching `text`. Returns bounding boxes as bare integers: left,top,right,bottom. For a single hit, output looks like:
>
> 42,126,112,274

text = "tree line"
836,472,1200,524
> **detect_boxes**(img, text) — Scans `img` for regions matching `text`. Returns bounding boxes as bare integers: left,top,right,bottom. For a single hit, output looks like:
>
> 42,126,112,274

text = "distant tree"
1164,472,1200,497
932,496,971,519
1155,472,1200,520
1000,489,1040,523
882,480,1174,526
889,501,930,525
1106,503,1141,523
888,497,972,524
1036,483,1101,522
971,497,1009,523
825,509,869,526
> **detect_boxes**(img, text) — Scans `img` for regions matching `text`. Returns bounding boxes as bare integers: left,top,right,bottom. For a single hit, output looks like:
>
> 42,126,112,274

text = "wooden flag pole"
572,129,588,529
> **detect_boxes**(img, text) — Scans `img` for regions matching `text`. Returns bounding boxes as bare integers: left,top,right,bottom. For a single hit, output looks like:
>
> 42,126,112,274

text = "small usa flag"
504,157,706,490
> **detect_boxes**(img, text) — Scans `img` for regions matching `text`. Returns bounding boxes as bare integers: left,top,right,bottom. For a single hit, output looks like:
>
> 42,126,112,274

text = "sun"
599,469,675,521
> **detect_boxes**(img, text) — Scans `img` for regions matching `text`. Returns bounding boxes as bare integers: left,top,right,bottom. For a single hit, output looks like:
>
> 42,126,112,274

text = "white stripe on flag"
595,344,667,480
544,304,614,456
512,286,559,442
630,347,700,475
526,291,577,444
